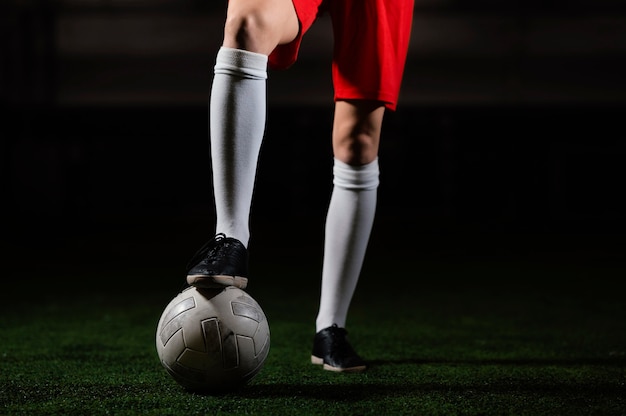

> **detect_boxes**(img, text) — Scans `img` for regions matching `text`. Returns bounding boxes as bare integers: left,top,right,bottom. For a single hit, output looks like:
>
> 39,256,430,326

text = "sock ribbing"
214,47,268,80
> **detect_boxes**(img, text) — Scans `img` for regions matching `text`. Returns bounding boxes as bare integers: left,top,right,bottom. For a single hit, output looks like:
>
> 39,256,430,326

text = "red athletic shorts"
269,0,414,111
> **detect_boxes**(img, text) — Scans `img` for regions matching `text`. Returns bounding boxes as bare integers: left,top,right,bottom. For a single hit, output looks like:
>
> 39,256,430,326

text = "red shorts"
269,0,414,111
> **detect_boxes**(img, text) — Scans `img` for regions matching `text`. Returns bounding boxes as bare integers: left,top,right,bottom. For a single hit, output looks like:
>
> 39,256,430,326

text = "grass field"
2,217,625,415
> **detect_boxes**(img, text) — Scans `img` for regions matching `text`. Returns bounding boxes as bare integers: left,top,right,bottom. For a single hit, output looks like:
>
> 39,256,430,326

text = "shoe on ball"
186,233,249,289
311,324,367,372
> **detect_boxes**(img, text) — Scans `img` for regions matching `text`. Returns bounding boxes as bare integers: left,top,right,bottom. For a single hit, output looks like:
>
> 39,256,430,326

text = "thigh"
330,0,414,111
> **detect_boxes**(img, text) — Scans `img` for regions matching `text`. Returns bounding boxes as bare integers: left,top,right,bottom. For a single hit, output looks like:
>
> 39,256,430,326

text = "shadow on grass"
240,380,624,401
227,356,626,400
367,356,626,367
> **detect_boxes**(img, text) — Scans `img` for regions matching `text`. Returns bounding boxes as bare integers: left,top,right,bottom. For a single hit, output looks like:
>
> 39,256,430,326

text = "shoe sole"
187,274,248,289
311,355,367,373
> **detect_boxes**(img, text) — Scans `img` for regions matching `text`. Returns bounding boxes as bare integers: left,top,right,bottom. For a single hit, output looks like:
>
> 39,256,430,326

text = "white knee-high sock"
315,158,379,332
210,47,268,247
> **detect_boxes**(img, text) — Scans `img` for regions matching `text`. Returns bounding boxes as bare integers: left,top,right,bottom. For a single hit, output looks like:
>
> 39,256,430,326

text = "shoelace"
326,325,356,356
186,233,228,270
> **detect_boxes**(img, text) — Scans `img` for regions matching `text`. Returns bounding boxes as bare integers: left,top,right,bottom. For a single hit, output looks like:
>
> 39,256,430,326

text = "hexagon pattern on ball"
156,286,270,393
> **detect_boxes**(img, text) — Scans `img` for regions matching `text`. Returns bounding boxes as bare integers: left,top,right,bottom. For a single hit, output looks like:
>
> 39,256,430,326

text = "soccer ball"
155,286,270,393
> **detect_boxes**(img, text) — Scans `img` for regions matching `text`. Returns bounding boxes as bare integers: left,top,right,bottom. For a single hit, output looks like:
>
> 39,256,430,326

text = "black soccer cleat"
186,233,249,289
311,324,367,373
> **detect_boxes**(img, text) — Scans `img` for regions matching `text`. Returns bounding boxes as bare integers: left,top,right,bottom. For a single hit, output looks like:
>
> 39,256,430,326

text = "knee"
332,100,385,166
334,134,379,166
223,8,279,54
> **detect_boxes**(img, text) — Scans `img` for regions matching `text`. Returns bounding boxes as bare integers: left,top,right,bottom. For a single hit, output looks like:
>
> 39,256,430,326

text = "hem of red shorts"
334,90,400,111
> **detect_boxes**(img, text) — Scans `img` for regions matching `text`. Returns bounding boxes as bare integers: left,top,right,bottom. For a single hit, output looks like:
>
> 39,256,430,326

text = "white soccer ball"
155,286,270,393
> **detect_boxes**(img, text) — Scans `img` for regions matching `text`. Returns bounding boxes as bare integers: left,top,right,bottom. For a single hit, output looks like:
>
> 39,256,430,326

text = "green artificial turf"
2,221,625,415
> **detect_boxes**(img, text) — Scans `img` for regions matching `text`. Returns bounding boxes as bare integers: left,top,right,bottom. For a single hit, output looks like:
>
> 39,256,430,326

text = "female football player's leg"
315,99,385,333
187,0,299,287
315,0,412,338
210,0,298,247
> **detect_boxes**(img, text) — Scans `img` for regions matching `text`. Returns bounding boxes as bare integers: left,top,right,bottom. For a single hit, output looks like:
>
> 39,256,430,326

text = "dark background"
2,0,626,265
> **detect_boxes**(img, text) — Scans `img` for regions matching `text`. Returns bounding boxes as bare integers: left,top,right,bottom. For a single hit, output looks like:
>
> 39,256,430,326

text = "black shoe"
186,233,249,289
311,324,367,372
